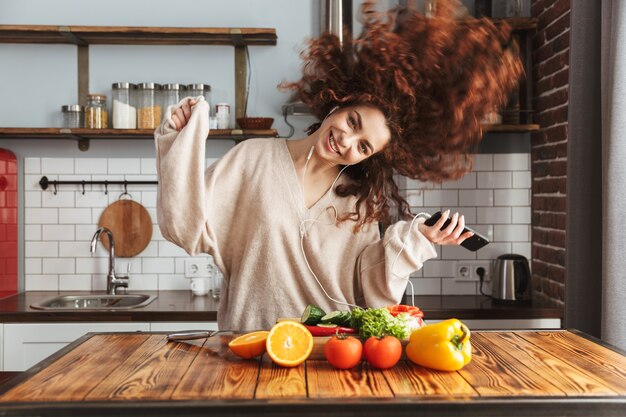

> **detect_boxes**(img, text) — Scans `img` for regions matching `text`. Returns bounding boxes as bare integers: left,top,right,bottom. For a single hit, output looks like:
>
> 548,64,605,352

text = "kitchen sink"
30,294,157,310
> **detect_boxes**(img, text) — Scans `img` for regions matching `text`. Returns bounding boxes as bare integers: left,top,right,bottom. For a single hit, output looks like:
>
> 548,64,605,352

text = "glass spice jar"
161,83,183,121
85,94,108,129
60,105,84,128
112,82,137,129
137,82,162,129
186,83,212,117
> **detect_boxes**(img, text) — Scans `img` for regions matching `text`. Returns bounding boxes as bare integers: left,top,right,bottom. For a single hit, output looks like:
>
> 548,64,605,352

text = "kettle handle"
514,259,531,297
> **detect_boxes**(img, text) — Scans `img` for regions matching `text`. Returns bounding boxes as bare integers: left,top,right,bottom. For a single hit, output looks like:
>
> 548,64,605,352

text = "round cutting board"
98,199,153,257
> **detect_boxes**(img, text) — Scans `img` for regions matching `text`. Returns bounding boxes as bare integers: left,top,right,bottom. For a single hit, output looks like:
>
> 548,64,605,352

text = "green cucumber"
301,304,326,325
320,310,352,326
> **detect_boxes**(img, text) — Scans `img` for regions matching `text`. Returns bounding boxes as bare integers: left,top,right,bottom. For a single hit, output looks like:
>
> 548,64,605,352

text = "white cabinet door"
0,324,3,371
150,322,218,332
423,318,561,329
3,322,149,371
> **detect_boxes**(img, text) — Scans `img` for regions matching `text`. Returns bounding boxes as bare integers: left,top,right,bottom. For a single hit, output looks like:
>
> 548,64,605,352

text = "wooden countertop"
0,330,623,417
0,291,562,322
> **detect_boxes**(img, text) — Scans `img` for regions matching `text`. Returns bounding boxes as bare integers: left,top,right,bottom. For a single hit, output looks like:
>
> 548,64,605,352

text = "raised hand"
171,98,198,131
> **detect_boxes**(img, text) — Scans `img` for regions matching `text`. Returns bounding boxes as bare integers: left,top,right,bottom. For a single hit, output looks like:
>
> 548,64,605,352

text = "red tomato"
324,336,363,369
363,336,402,369
386,304,424,318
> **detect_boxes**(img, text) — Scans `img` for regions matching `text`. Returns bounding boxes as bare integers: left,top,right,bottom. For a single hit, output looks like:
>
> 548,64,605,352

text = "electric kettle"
492,254,532,303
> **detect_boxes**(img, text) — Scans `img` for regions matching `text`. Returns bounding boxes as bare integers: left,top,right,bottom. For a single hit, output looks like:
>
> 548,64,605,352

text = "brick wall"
530,0,570,307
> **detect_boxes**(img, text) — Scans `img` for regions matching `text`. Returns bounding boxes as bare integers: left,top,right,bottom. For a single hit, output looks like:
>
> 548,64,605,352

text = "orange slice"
266,321,313,367
228,331,270,359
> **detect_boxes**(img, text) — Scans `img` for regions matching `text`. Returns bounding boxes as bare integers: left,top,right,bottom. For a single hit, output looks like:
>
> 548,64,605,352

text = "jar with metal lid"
112,82,137,129
136,82,162,129
85,94,108,129
60,105,84,128
215,102,230,129
161,83,183,121
186,83,211,115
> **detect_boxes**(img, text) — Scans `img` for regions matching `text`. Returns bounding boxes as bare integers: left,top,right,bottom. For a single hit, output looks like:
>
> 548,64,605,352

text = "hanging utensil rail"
39,175,157,195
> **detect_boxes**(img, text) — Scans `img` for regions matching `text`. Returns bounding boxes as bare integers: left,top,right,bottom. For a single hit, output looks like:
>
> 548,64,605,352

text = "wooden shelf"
0,127,278,142
0,25,277,120
0,25,277,46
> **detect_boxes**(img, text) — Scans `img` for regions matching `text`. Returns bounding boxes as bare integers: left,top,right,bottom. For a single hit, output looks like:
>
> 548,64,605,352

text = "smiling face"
314,105,392,166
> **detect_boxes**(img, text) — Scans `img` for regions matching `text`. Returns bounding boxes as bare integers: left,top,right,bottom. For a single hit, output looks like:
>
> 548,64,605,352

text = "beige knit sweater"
155,98,437,331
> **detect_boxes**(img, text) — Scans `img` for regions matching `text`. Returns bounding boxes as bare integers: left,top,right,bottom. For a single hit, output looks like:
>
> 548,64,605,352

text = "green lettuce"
350,307,411,340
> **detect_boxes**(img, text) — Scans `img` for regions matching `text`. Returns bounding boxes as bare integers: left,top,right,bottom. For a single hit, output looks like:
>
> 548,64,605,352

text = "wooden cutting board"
98,199,152,257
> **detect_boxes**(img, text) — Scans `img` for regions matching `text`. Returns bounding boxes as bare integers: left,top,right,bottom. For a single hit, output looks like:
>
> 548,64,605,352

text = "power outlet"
455,261,491,282
184,259,212,278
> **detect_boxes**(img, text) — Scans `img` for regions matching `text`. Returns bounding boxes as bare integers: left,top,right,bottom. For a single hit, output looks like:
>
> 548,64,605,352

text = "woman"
156,0,522,330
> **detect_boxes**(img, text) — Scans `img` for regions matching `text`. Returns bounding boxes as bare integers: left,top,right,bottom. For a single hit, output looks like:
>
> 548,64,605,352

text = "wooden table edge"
569,328,626,356
0,397,624,417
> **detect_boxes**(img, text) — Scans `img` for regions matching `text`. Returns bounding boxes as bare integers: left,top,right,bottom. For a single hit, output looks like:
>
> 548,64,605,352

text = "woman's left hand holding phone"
171,98,198,131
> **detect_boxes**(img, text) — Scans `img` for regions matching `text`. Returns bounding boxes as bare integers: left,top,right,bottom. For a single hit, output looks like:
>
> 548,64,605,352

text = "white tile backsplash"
25,275,58,291
59,274,93,291
25,208,58,224
24,225,41,241
472,154,493,171
108,158,141,174
401,153,532,296
75,158,108,174
512,171,532,188
459,189,493,206
512,206,531,224
424,190,458,207
59,208,92,224
24,191,41,208
42,225,75,241
442,173,476,189
408,278,441,295
42,158,74,174
24,155,530,295
42,258,75,274
493,153,529,171
477,207,511,224
141,158,157,175
477,172,512,189
494,189,530,206
24,158,40,174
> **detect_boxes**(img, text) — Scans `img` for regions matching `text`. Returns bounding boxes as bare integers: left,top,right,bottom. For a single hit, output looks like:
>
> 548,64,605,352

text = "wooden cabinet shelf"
0,25,277,46
0,127,277,143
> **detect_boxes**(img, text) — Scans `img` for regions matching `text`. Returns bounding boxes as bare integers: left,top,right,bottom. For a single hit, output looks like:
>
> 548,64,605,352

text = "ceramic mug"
190,277,210,296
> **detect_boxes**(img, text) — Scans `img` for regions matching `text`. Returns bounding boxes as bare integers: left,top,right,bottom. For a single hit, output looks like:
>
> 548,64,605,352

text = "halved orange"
266,321,313,367
228,331,270,359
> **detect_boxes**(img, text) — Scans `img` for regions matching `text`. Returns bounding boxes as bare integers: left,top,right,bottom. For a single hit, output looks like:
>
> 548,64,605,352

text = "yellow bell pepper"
405,318,472,371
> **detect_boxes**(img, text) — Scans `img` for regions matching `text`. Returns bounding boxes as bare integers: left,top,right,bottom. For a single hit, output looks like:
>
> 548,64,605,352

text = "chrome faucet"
90,227,128,295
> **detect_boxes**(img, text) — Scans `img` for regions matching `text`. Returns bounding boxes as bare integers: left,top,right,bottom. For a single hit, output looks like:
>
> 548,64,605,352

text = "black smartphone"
423,211,490,251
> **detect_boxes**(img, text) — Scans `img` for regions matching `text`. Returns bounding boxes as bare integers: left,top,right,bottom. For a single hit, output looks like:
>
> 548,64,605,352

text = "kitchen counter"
0,291,562,323
0,291,562,322
0,330,623,417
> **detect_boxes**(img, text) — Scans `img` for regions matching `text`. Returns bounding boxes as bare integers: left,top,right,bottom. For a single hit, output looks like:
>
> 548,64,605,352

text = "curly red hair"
282,0,523,229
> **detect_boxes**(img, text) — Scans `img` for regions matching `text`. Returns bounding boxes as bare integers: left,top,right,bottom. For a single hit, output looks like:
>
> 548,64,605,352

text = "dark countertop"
0,291,562,323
